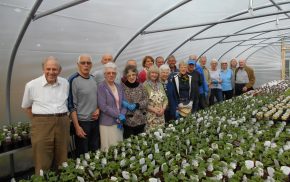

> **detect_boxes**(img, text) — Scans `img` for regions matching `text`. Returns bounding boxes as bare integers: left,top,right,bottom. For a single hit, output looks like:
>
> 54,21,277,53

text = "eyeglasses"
79,61,92,65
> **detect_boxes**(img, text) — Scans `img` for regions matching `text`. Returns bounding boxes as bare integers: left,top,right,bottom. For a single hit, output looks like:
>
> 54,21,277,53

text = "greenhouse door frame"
281,41,290,80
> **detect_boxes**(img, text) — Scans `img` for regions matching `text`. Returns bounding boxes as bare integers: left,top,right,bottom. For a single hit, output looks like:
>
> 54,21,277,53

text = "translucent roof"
0,0,290,124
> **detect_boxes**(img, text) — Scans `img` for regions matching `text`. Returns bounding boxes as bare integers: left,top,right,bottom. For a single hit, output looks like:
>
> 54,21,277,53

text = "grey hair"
178,60,188,67
103,62,117,73
159,64,170,73
77,54,92,63
42,56,60,70
210,58,218,64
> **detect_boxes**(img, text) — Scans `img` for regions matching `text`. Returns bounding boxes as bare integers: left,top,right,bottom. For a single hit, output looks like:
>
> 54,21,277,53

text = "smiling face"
126,70,137,83
78,55,92,77
43,59,61,84
101,54,113,65
160,70,169,82
149,71,159,82
156,57,164,67
179,64,188,75
104,67,117,84
144,58,154,69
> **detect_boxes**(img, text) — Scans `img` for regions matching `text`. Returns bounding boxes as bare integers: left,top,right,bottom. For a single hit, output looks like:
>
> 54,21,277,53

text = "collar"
124,80,139,88
41,74,60,87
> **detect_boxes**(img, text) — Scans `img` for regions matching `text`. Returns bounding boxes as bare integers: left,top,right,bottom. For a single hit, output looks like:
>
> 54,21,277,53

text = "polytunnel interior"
0,0,290,179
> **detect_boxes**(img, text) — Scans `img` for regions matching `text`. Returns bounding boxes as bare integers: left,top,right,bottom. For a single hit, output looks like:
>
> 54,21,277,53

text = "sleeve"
246,67,255,88
68,79,77,112
97,84,120,118
201,71,209,93
231,70,235,89
120,87,127,115
160,84,168,109
167,79,178,117
138,70,146,83
21,83,33,109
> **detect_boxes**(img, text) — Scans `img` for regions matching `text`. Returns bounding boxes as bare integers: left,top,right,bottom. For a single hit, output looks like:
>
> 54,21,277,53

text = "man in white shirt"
21,56,70,175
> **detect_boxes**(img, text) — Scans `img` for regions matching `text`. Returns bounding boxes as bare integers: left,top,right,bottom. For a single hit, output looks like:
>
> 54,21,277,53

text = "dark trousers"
75,120,100,157
223,90,233,100
235,83,253,96
123,124,145,139
197,93,206,110
209,88,223,105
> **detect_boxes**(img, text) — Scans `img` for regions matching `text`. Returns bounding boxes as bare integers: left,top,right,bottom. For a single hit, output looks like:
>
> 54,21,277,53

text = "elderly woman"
230,58,237,72
121,65,148,138
168,60,199,119
143,66,168,130
159,64,171,123
138,56,154,83
97,62,127,151
209,59,223,105
220,60,234,100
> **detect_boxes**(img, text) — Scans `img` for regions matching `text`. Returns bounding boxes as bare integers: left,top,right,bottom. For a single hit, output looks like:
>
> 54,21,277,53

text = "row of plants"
0,122,31,153
21,80,290,181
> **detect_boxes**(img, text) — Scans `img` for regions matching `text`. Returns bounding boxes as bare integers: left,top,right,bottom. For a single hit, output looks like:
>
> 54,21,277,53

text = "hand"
128,103,136,111
118,114,126,123
122,100,130,109
156,108,164,117
75,125,86,138
91,109,100,120
242,86,248,92
204,92,208,98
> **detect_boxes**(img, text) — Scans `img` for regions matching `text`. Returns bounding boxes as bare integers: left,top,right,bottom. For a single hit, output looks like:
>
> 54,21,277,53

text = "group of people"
21,53,255,175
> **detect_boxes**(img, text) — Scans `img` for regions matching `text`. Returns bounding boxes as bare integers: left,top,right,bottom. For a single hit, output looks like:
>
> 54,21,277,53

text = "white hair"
159,64,170,73
210,58,218,64
77,54,92,63
103,62,117,73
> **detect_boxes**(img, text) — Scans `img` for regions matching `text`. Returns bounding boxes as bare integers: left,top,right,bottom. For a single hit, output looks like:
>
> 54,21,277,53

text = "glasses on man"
79,61,92,65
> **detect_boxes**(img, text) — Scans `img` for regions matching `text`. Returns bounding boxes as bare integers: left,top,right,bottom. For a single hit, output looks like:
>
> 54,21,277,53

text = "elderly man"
92,53,121,85
21,56,70,175
235,59,255,96
68,54,100,157
155,56,165,68
167,55,179,73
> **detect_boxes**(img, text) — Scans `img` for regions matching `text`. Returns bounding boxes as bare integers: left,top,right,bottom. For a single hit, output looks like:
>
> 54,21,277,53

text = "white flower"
120,159,126,167
84,153,90,160
267,167,275,177
254,167,264,176
236,147,243,155
62,162,68,168
101,158,107,167
226,169,235,178
245,160,254,170
39,169,44,177
122,171,130,180
230,161,237,169
82,160,88,167
264,141,271,147
110,176,118,181
148,154,153,160
77,176,85,182
270,142,277,148
280,166,290,175
168,124,173,128
149,178,160,182
140,133,146,137
76,158,81,165
255,161,263,168
192,160,199,167
139,158,145,165
207,163,214,172
142,165,147,173
89,162,95,170
211,143,218,150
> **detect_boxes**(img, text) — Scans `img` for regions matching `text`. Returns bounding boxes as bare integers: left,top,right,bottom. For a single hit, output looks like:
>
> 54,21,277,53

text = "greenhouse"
0,0,290,181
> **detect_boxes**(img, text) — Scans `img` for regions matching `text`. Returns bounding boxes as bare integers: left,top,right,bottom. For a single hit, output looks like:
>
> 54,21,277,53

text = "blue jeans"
75,120,100,157
209,88,223,105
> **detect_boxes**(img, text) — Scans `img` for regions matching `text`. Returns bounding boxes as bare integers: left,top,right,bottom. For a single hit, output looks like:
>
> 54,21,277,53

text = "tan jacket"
235,66,255,88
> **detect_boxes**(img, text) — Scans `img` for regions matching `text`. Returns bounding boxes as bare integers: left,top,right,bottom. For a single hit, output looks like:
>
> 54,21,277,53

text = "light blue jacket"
220,69,234,91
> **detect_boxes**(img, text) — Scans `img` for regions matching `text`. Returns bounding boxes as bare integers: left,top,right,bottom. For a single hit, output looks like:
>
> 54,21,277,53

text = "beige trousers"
31,115,70,175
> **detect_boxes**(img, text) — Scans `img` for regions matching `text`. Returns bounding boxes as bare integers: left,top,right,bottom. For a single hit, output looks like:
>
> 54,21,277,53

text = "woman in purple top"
97,62,127,152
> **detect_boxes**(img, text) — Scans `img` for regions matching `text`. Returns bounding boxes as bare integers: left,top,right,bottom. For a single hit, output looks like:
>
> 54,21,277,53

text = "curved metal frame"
245,41,282,60
235,32,290,58
113,0,192,62
216,20,287,61
166,1,290,60
6,0,89,123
